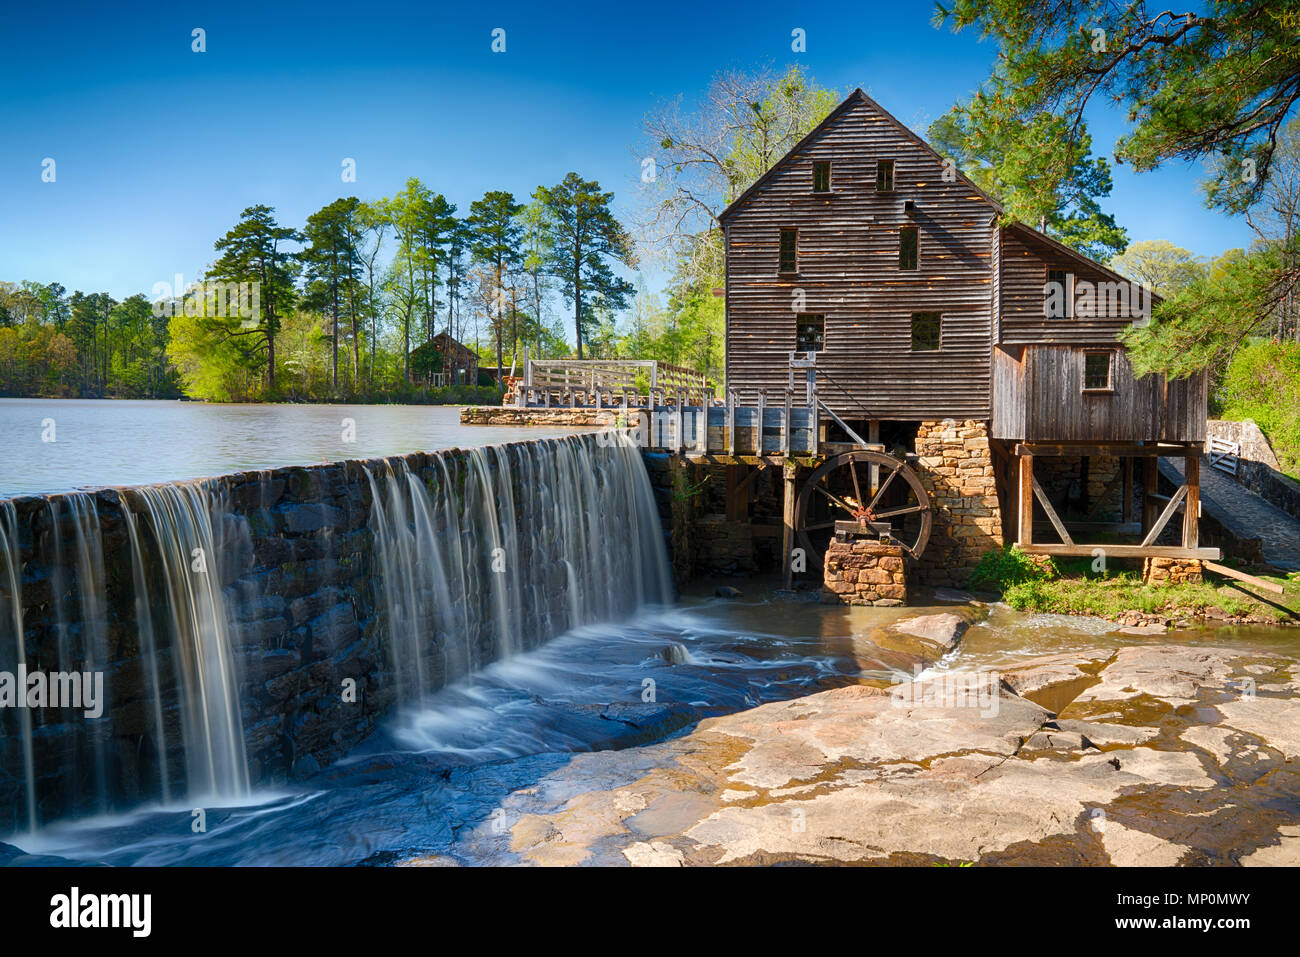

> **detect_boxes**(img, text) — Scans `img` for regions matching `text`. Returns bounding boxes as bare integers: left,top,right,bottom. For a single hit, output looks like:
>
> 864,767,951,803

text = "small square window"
779,227,797,273
796,314,824,352
911,312,940,351
813,161,831,193
1084,351,1112,391
877,159,894,192
1045,268,1073,318
899,225,919,271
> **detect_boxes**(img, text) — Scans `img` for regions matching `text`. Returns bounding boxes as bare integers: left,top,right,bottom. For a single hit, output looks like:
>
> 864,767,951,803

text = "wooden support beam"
868,420,881,495
1121,456,1133,524
1141,484,1187,547
1021,544,1220,560
756,391,766,456
1203,561,1285,595
1142,455,1159,533
727,391,736,457
1183,451,1200,549
1015,442,1193,458
782,390,792,457
1017,453,1034,546
782,461,797,590
1031,475,1073,546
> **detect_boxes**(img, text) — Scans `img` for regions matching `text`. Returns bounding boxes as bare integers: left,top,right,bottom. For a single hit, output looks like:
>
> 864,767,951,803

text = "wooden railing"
520,359,714,405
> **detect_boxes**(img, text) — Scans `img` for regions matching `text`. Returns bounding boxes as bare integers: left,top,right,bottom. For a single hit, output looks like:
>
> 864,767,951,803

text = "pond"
0,399,589,496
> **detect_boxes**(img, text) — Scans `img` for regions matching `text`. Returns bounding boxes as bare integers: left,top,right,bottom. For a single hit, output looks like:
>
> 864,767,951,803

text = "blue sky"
0,0,1258,303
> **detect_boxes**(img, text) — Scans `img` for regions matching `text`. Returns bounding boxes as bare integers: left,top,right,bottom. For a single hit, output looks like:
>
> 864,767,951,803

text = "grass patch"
970,546,1300,622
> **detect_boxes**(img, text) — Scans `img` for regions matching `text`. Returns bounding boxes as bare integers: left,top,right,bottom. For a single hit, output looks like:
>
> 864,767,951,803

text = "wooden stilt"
1017,453,1034,546
1142,453,1159,534
1121,456,1133,524
782,461,797,589
1183,449,1200,549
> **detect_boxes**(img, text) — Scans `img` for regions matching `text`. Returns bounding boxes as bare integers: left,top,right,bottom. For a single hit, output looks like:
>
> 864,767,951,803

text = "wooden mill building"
714,88,1213,585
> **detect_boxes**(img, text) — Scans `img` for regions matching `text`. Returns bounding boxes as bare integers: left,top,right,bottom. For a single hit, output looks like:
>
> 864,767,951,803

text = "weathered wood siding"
999,225,1152,345
722,93,996,419
992,345,1207,442
991,345,1025,439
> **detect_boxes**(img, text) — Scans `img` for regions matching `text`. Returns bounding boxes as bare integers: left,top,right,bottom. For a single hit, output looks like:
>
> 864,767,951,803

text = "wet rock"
878,612,970,658
715,586,742,598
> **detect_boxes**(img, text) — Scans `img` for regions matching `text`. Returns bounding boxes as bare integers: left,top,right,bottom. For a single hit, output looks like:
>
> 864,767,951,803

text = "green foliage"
1219,340,1300,476
1121,242,1286,380
928,108,1128,260
1108,240,1207,298
536,172,636,359
968,545,1056,594
937,1,1300,215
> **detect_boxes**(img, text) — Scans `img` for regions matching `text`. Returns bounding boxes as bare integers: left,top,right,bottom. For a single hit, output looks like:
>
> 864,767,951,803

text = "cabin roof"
1004,221,1162,305
716,88,1159,307
716,88,1004,225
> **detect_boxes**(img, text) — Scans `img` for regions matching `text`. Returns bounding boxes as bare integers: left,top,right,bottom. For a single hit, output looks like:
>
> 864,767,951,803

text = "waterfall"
0,501,35,833
1,430,669,830
129,482,249,801
365,431,672,705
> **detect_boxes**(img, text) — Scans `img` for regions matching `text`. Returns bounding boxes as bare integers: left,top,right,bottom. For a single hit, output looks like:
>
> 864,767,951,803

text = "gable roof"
715,87,1157,305
1005,221,1162,304
716,88,1003,225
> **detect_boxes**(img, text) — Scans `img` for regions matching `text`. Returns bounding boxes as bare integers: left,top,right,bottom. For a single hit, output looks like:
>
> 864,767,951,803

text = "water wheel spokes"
795,450,933,568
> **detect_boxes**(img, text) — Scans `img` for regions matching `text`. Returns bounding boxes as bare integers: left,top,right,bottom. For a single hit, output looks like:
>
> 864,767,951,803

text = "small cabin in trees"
412,332,479,387
716,88,1212,570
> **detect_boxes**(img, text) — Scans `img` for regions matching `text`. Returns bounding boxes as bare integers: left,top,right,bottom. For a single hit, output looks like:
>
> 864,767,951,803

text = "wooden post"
782,389,792,456
727,389,737,456
1121,456,1133,525
1183,448,1200,549
868,420,881,494
1143,454,1159,534
674,392,684,453
1018,453,1034,546
782,461,797,589
697,400,707,452
756,391,766,456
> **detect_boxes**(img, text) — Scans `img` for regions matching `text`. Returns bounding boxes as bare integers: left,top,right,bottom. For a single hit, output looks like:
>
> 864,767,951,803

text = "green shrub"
968,545,1055,594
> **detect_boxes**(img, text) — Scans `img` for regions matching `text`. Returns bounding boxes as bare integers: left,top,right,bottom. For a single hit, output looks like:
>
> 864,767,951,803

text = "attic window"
1045,268,1074,318
796,314,824,352
877,159,895,192
1084,351,1112,391
911,313,941,352
779,228,797,273
813,161,831,193
899,225,919,270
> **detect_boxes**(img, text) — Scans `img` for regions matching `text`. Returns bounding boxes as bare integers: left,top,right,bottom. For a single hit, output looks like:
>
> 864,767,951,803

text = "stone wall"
821,540,907,606
1207,419,1300,522
914,420,1004,588
460,406,618,428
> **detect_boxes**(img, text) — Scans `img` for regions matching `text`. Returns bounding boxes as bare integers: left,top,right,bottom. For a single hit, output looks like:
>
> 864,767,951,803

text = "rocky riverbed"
414,639,1300,866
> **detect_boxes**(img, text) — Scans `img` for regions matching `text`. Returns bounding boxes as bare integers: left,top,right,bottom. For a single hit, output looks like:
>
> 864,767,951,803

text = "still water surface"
0,399,589,496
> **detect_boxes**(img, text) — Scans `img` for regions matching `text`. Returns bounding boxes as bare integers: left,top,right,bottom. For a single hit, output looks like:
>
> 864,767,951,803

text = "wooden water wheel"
795,450,932,566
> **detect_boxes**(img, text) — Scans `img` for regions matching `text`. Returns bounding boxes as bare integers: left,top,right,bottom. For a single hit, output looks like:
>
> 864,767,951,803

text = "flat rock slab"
876,612,972,658
487,644,1300,867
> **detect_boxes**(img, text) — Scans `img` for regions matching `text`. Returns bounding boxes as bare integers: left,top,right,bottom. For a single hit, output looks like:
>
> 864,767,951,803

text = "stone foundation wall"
1142,557,1203,585
914,420,1003,588
460,406,618,427
822,540,907,606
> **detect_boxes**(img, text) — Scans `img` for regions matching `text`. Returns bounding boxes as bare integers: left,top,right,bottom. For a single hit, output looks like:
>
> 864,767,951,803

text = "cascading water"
365,431,672,706
0,501,35,833
1,429,671,834
126,482,249,802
